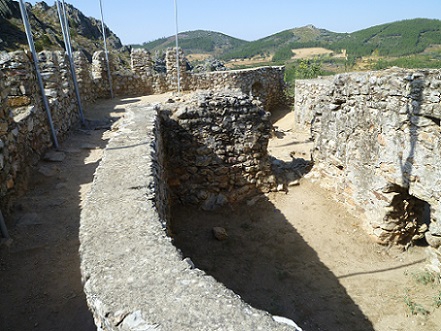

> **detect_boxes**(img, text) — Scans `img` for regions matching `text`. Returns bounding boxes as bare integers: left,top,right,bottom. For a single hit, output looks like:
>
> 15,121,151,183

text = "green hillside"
331,18,441,58
133,30,248,55
136,19,441,65
221,25,347,60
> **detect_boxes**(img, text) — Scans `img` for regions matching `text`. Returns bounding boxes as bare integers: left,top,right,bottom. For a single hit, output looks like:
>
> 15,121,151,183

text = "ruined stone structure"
0,50,79,209
4,40,441,329
80,103,297,331
295,68,441,247
0,47,286,213
161,92,276,210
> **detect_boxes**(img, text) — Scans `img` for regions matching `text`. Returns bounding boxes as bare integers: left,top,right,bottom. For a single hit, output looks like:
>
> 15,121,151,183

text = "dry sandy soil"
171,110,441,331
0,94,171,331
1,93,440,331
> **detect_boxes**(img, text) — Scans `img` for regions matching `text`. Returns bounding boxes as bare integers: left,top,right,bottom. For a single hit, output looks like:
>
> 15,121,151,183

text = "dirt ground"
0,94,171,331
171,110,441,331
1,94,440,331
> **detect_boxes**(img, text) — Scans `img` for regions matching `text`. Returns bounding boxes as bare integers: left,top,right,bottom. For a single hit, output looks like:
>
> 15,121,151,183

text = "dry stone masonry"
0,50,79,210
161,91,276,210
79,103,297,331
0,46,286,213
295,68,441,247
0,45,297,329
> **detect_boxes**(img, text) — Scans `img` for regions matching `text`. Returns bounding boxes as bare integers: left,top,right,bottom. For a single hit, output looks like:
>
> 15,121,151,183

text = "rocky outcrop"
0,0,125,62
0,0,18,19
295,68,441,246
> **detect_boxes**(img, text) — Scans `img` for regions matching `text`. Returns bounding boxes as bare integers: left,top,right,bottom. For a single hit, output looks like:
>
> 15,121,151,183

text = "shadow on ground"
171,194,375,331
0,98,133,331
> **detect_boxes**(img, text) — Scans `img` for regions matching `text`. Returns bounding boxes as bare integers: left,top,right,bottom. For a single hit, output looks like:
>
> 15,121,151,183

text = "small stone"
425,232,441,248
6,178,14,189
273,315,303,330
7,96,31,107
288,179,300,187
38,165,57,177
213,227,228,241
17,213,41,226
0,123,7,135
183,257,195,269
418,223,428,233
43,151,66,162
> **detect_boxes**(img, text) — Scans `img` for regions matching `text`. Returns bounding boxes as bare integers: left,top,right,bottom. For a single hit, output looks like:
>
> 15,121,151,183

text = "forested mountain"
330,18,441,58
2,0,440,70
138,19,441,62
133,30,248,56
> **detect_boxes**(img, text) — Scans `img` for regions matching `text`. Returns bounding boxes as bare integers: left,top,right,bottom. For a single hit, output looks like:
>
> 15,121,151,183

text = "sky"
27,0,441,45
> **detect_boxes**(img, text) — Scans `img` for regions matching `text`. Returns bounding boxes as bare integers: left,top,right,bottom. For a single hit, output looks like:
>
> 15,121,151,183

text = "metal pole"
59,0,85,124
99,0,114,98
18,0,59,149
174,0,180,94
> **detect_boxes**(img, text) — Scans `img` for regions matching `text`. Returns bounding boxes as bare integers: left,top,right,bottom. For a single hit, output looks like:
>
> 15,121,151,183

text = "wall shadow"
162,96,373,330
390,75,432,244
171,196,374,331
0,98,127,331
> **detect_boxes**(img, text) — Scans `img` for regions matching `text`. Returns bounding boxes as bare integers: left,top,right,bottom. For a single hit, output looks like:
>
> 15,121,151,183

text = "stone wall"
161,92,276,210
0,50,80,210
79,103,297,331
119,48,287,111
295,68,441,246
76,47,287,111
294,77,333,131
0,46,287,212
190,66,287,112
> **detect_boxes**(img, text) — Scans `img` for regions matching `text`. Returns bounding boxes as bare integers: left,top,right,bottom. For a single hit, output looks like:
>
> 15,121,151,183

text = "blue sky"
27,0,441,45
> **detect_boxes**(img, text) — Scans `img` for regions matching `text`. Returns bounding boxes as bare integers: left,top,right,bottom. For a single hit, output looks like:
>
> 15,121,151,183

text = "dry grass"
291,47,346,59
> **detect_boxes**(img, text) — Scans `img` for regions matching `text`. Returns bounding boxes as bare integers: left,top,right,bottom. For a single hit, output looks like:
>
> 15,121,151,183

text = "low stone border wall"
79,103,298,330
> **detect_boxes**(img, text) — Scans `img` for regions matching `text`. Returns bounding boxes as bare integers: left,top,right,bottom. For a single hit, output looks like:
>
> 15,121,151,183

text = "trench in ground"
169,109,440,331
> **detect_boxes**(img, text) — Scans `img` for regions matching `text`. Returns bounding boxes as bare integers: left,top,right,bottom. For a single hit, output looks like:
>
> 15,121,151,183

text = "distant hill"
2,1,440,70
136,19,441,62
133,30,248,56
221,25,347,61
332,18,441,57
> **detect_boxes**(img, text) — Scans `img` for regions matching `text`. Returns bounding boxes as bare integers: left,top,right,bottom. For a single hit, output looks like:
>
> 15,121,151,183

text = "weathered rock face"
295,68,441,246
0,0,123,58
161,92,276,209
0,0,18,19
